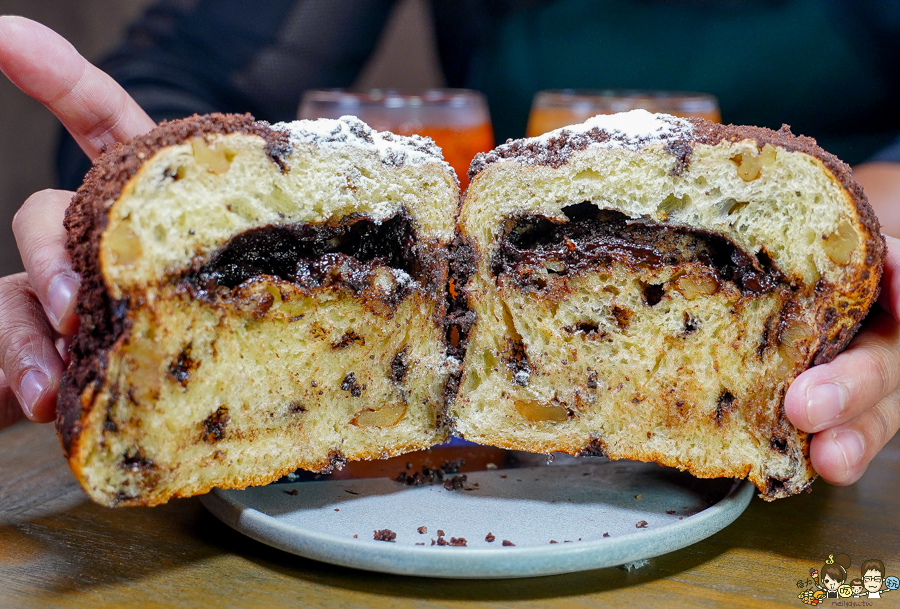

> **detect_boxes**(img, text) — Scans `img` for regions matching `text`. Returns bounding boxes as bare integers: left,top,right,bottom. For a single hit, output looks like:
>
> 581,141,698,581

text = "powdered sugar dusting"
469,110,694,177
272,116,450,170
536,109,687,147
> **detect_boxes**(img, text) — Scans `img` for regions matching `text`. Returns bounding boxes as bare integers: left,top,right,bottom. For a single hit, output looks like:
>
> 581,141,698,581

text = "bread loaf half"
450,110,884,499
60,114,460,506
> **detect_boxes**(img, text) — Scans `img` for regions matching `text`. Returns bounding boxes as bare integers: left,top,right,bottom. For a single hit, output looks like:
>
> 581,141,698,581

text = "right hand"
0,16,156,429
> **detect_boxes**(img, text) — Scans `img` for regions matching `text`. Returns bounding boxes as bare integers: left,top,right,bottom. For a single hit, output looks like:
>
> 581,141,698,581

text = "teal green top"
58,0,900,189
469,0,896,164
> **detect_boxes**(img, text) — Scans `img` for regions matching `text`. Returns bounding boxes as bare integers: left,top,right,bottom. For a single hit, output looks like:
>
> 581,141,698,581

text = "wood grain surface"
1,421,897,608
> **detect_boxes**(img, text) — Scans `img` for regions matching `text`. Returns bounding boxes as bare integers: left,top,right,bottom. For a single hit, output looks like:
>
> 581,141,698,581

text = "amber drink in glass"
300,89,494,190
526,89,721,137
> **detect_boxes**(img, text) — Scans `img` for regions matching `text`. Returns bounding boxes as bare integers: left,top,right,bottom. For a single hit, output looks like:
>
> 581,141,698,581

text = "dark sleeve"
828,0,900,164
869,137,900,164
57,0,396,190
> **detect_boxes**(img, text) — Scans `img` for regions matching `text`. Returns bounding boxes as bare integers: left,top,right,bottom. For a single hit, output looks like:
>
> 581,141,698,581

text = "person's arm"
56,0,397,190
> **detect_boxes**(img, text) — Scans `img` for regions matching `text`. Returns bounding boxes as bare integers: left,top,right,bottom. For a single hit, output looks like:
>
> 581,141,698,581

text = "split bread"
450,110,884,499
59,114,460,506
59,111,883,506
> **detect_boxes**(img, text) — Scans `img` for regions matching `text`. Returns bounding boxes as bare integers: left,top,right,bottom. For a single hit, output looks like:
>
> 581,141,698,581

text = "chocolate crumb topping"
373,529,397,542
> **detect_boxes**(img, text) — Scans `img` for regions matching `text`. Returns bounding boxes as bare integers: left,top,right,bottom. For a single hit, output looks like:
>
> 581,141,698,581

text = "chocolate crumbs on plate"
395,459,466,486
442,474,467,491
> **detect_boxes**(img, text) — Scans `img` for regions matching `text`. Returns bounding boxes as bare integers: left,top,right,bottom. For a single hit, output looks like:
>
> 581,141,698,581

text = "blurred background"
0,0,442,278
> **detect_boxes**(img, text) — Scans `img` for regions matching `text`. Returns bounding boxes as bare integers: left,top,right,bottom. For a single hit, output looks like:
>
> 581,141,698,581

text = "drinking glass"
300,89,494,190
526,89,721,137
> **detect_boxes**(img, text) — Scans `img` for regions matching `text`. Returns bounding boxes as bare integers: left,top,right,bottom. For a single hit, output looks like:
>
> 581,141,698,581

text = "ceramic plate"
202,446,753,579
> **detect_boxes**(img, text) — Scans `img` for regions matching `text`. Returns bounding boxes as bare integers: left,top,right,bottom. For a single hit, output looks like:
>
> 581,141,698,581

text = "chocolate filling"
443,235,478,404
182,211,429,300
492,203,785,294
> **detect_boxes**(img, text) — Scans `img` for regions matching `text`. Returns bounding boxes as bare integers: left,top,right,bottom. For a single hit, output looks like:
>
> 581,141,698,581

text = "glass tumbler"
526,89,721,137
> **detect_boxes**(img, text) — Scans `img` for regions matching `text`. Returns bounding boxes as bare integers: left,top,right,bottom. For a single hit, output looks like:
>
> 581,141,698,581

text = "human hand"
0,16,155,428
785,235,900,485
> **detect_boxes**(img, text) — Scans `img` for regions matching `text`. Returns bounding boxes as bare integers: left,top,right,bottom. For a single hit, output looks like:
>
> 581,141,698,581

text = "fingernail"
833,429,865,470
47,273,79,328
17,369,49,418
805,382,847,430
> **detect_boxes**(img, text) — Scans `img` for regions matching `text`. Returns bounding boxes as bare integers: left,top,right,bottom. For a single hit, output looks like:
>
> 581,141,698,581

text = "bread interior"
452,138,876,497
72,131,457,506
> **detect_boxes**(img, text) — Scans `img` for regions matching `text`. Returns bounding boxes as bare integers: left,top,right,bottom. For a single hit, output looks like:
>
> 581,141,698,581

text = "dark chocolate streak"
492,203,785,294
183,212,426,299
443,235,478,405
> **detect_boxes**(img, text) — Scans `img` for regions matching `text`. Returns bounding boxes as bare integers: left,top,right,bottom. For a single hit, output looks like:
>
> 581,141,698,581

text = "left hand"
0,16,156,428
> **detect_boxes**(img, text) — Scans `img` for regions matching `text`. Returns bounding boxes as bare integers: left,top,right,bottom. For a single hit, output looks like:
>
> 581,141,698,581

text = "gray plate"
202,454,753,579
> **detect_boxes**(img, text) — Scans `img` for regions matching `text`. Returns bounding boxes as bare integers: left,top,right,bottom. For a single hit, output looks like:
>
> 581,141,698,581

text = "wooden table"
1,421,898,608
